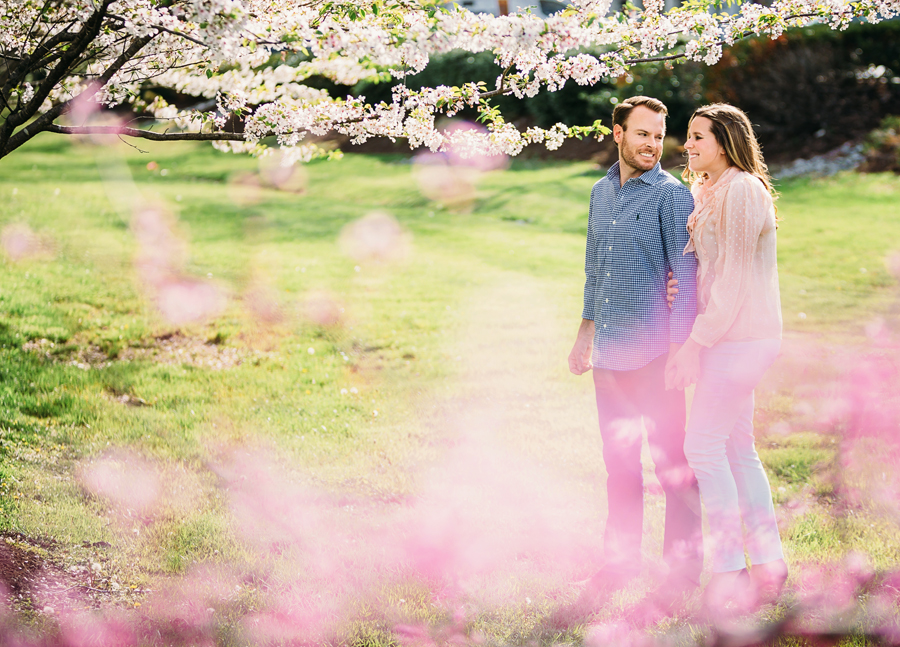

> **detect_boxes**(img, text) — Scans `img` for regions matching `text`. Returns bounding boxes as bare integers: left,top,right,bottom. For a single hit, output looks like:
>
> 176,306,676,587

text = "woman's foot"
750,559,788,605
702,569,756,620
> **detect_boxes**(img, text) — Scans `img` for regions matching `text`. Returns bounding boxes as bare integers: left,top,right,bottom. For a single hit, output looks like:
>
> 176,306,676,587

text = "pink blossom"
1,224,40,261
157,278,226,325
302,291,343,327
339,212,410,262
78,450,162,517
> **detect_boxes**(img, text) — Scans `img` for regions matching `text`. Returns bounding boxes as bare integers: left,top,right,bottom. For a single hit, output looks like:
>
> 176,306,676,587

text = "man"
568,96,703,602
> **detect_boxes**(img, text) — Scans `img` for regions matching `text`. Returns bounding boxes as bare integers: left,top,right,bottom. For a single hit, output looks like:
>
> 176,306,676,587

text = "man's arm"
571,184,601,376
569,318,595,375
582,183,600,323
660,183,698,343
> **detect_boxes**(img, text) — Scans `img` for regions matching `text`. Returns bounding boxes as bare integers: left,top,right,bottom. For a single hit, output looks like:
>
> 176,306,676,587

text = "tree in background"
1,0,897,162
703,19,900,158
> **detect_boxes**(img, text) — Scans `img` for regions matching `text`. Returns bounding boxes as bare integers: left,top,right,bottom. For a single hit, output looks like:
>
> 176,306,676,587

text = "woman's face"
684,116,728,176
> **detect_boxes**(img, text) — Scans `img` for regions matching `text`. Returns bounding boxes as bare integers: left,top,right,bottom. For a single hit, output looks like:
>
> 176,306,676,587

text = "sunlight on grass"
1,135,900,645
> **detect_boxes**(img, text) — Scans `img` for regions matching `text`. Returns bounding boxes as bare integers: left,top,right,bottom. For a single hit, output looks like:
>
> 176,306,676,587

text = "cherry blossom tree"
0,0,897,163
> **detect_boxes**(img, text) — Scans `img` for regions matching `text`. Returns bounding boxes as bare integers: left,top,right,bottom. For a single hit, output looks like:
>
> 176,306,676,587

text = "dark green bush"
352,50,701,132
703,19,900,159
861,114,900,172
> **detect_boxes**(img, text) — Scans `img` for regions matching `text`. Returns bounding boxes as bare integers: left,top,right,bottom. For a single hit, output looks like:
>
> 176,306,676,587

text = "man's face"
613,106,666,178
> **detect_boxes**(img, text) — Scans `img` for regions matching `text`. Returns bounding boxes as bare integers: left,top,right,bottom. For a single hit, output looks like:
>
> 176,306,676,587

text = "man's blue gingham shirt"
582,161,698,371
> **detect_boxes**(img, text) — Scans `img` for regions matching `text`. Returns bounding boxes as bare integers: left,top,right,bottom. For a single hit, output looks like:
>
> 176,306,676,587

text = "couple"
568,96,786,610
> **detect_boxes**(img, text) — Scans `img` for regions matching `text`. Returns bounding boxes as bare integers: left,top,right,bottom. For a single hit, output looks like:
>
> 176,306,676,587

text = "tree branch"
2,32,156,157
107,13,209,48
624,52,685,64
0,27,78,104
3,4,115,135
479,63,515,99
45,124,250,142
479,9,838,99
24,0,55,47
622,11,825,65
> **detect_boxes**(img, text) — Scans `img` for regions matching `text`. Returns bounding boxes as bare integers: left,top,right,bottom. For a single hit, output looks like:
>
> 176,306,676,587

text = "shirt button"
608,246,612,251
605,299,609,303
603,324,607,328
612,220,616,224
606,272,610,277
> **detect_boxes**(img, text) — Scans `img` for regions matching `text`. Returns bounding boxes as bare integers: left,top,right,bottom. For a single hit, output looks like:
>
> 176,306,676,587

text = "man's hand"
665,337,702,390
666,271,679,309
569,319,595,375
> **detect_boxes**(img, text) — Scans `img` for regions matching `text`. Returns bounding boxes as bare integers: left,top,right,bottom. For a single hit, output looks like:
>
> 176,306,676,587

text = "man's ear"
613,124,623,144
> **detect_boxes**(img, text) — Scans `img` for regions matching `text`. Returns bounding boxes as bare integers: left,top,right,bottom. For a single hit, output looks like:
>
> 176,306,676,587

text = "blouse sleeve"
689,176,770,347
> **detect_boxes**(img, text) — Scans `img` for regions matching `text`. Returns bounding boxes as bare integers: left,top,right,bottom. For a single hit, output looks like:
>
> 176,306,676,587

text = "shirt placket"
596,182,629,335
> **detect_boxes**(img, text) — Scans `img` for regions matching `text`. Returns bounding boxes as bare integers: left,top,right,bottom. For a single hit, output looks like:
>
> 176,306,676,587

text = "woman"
665,103,787,609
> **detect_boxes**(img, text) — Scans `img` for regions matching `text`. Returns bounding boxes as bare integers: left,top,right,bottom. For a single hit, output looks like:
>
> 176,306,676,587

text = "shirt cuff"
669,326,692,344
668,306,697,343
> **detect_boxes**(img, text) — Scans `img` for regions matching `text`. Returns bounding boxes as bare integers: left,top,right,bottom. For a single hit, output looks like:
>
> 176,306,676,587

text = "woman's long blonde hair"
681,103,778,206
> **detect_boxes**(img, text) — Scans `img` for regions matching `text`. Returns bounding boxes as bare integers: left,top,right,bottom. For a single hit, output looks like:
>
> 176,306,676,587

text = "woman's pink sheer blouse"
684,167,783,348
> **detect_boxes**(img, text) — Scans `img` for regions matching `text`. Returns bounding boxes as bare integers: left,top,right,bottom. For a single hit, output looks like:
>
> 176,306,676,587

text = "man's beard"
621,142,660,174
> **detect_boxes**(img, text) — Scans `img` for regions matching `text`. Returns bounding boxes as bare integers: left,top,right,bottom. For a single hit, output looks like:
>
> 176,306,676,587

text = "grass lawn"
1,134,900,646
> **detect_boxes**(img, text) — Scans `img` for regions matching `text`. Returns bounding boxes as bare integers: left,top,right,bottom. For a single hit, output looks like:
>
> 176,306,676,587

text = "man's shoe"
584,566,637,595
547,567,637,629
647,573,700,616
578,566,638,611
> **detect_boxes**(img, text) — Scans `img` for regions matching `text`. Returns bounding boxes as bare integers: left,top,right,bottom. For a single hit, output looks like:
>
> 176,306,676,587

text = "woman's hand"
666,271,679,309
665,337,702,390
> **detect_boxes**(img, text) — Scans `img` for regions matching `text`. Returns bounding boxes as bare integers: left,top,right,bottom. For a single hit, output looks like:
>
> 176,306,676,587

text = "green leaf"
206,69,213,78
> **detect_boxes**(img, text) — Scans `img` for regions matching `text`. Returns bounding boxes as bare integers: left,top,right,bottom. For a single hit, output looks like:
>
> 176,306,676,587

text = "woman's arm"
665,176,770,390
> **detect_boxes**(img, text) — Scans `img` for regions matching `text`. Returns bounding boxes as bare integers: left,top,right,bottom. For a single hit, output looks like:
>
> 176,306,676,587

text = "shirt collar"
606,160,665,187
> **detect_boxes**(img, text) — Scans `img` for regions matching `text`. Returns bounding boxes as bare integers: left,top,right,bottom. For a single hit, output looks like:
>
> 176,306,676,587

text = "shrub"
702,20,900,160
354,50,703,125
860,114,900,172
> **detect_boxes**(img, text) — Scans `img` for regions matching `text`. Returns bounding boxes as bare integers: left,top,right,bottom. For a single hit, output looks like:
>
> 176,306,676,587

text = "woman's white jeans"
684,338,783,573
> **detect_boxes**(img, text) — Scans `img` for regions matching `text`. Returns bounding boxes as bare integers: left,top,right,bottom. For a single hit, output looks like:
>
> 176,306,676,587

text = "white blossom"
0,0,895,161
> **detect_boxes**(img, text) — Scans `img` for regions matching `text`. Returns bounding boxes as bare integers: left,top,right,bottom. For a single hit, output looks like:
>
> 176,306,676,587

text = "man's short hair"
612,96,668,130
